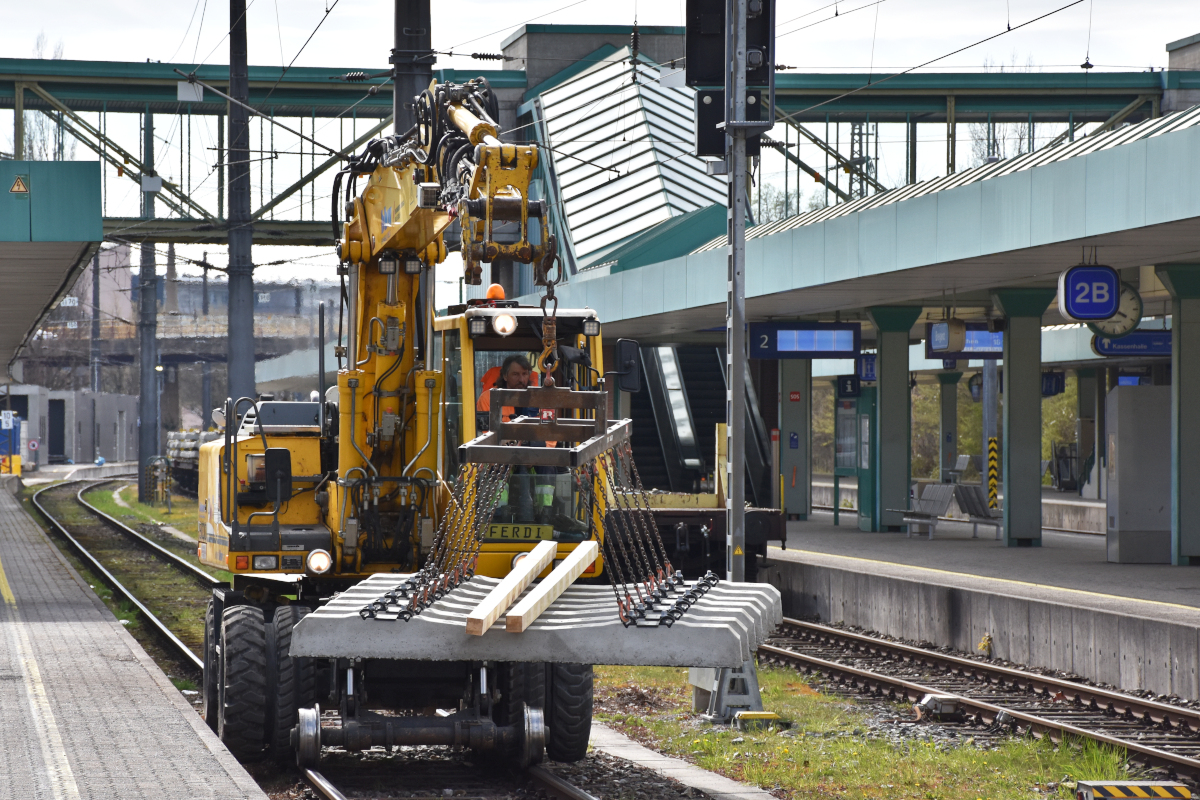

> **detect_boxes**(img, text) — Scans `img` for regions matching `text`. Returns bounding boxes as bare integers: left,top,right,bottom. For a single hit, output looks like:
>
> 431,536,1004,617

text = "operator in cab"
477,354,539,423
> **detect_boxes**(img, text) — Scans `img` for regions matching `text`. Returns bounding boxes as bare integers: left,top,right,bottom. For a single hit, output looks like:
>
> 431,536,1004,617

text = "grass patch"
81,485,234,585
171,677,198,692
594,665,1135,799
85,482,198,529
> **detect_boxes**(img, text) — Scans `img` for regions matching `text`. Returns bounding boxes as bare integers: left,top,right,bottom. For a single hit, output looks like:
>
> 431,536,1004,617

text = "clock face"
1087,283,1143,338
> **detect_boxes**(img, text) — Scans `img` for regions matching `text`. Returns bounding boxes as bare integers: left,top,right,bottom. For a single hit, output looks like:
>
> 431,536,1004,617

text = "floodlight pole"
725,0,749,582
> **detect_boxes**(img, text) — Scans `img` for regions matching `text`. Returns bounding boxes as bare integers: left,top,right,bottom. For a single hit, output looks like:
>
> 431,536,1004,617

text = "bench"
887,483,956,540
955,484,1003,540
946,454,971,483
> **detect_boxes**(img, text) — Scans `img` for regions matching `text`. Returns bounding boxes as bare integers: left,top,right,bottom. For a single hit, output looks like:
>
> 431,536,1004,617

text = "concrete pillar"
992,289,1055,546
937,371,962,482
1077,368,1099,499
1155,264,1200,564
779,359,811,520
867,307,922,531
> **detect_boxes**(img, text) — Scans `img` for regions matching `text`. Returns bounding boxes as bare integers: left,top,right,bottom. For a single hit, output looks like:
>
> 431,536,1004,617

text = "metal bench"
946,454,971,483
954,484,1003,540
887,483,956,540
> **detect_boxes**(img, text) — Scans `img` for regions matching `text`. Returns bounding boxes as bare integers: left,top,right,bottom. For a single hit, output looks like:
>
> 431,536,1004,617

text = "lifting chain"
536,249,563,382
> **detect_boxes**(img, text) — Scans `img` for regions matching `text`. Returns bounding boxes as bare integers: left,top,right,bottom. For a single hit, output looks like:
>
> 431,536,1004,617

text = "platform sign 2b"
1058,264,1120,321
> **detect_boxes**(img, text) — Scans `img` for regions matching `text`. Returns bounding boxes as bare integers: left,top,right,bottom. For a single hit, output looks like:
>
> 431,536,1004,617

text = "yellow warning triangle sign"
9,176,28,194
733,546,743,556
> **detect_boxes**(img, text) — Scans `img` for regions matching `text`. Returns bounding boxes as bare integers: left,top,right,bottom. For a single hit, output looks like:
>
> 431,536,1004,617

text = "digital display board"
924,323,1003,360
750,322,860,359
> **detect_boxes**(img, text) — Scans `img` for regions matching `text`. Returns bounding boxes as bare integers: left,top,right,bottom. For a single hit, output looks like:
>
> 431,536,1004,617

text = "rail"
765,617,1200,779
302,762,600,800
31,478,221,672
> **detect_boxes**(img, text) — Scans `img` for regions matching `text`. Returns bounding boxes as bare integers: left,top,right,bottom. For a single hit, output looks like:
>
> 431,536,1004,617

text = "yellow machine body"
196,78,600,590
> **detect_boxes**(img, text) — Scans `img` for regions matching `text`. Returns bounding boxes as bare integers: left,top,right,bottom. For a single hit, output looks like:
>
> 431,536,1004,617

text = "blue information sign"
749,322,860,359
1091,330,1171,357
930,322,950,351
1041,372,1066,397
1059,264,1120,321
924,323,1004,360
858,354,876,382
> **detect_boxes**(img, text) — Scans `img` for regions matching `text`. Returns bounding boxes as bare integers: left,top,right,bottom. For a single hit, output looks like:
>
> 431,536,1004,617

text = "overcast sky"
5,1,1199,304
6,0,1196,73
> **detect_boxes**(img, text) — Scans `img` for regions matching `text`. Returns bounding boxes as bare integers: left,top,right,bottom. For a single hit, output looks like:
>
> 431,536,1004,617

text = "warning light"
486,283,505,300
235,555,249,570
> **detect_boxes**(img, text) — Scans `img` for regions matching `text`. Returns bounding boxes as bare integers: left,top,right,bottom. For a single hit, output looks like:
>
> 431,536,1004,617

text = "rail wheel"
268,605,314,762
545,663,592,763
202,599,219,731
219,605,267,759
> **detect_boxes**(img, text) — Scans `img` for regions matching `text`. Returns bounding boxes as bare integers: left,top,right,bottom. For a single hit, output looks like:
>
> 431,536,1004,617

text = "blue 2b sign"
1058,264,1120,321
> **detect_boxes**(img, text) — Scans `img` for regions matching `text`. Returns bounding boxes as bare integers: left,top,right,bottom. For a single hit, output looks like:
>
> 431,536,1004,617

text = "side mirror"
264,448,293,503
615,338,641,394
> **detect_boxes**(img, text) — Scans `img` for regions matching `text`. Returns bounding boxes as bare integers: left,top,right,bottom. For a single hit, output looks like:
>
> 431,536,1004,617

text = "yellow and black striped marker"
987,437,999,510
1076,781,1191,799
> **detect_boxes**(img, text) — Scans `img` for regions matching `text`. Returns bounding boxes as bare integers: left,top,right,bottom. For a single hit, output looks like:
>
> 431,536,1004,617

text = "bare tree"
969,55,1036,168
7,33,77,161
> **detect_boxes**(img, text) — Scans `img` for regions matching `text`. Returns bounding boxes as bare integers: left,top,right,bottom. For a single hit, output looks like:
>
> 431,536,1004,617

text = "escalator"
627,369,672,491
629,345,773,504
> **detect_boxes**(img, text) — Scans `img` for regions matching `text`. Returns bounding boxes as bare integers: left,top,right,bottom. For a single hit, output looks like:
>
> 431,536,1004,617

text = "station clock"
1087,283,1143,338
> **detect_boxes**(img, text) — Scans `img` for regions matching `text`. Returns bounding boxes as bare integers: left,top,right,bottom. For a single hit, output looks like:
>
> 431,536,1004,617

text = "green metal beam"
0,58,525,117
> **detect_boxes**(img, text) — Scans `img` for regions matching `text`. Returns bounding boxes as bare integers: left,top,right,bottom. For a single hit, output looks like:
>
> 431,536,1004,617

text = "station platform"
762,514,1200,703
0,490,267,798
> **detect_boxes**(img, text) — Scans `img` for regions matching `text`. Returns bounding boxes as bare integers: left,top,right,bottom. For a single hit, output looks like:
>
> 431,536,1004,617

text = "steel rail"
300,763,598,800
758,641,1200,778
301,769,349,800
73,479,222,589
526,764,602,800
31,480,206,671
778,618,1200,732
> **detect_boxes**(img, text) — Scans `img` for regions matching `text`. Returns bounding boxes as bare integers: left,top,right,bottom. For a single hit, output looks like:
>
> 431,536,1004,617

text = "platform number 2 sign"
1058,264,1120,321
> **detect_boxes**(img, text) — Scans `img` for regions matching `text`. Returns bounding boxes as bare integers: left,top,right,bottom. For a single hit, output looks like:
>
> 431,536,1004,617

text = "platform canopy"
0,161,102,380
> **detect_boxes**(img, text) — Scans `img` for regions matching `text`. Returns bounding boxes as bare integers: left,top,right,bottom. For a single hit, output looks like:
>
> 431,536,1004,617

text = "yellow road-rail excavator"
196,77,780,771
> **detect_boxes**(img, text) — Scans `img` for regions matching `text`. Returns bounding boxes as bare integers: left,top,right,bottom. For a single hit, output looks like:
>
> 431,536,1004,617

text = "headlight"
492,313,517,336
252,555,278,570
583,318,600,337
378,251,399,275
404,257,422,274
306,549,333,574
468,317,488,336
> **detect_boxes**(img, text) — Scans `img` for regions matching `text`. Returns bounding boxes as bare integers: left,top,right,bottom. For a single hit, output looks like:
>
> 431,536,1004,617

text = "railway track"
300,761,600,800
764,617,1200,781
30,480,606,799
32,478,219,671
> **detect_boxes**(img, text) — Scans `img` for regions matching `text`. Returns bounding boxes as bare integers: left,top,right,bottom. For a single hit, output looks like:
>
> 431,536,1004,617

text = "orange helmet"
486,283,505,300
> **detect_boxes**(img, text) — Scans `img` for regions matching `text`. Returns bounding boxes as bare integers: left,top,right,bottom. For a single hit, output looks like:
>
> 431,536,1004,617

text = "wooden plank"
505,540,600,633
465,540,558,636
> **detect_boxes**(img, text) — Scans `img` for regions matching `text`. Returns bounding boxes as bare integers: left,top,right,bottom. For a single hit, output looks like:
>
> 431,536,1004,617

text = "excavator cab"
433,298,607,578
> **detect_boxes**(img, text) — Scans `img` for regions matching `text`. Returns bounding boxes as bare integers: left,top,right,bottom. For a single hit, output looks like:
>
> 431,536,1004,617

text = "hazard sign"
9,175,29,194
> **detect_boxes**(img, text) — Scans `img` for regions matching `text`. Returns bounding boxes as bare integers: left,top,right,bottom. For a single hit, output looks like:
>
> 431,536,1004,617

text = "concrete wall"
763,557,1200,700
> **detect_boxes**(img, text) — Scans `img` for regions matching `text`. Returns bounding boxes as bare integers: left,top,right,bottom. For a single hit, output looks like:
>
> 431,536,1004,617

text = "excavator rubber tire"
219,605,268,760
524,661,546,711
269,606,314,762
545,663,593,763
202,599,219,732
